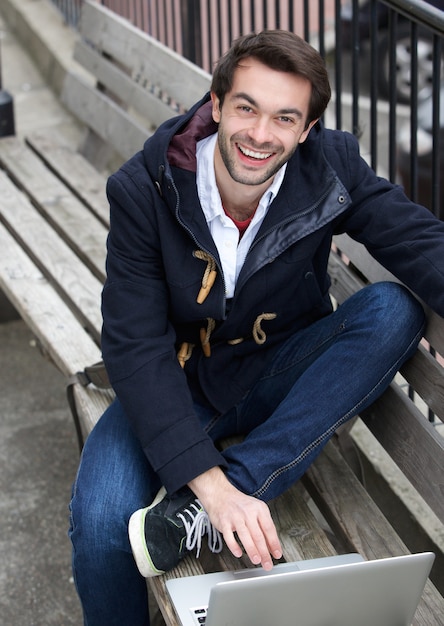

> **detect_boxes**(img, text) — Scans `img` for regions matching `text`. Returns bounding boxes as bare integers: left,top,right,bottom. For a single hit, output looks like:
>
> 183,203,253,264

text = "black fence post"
0,36,15,137
181,0,202,67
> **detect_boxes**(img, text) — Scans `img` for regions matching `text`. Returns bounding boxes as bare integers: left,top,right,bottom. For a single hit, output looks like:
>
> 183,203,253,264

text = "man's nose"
247,117,274,145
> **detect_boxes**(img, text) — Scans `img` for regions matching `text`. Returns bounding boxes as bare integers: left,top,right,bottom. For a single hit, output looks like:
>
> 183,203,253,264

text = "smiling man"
69,31,444,626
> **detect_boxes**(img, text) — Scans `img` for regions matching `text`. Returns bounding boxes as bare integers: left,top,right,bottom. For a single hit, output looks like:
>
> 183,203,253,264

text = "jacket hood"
142,93,215,182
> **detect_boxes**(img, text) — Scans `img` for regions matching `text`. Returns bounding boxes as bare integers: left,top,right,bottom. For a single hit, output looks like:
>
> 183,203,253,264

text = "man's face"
211,58,317,187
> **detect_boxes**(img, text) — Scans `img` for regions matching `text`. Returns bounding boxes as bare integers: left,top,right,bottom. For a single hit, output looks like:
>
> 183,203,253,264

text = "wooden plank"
350,419,444,596
0,223,102,376
71,383,114,442
328,248,365,304
0,137,107,281
268,481,338,561
73,40,177,129
333,233,398,285
412,585,444,626
0,170,103,340
423,309,444,360
79,0,211,109
304,441,408,558
400,344,444,422
303,440,444,624
26,129,110,227
360,384,444,521
62,72,149,162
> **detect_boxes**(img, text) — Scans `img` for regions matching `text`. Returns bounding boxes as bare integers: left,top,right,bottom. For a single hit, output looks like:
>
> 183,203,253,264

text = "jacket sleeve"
331,131,444,317
101,158,226,494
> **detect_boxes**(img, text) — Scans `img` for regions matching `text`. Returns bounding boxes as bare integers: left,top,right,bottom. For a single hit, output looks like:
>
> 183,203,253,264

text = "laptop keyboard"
191,606,208,624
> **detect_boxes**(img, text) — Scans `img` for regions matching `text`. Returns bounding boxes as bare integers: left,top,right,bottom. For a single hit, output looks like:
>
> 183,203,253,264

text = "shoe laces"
177,499,223,557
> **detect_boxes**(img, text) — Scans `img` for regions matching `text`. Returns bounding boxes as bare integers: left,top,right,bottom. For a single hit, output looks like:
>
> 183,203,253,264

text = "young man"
69,31,444,625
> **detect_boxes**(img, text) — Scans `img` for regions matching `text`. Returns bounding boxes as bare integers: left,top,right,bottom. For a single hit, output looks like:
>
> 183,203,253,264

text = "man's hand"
188,467,282,570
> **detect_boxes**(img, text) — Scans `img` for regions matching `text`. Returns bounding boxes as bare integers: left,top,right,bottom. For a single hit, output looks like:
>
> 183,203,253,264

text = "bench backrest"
61,0,211,164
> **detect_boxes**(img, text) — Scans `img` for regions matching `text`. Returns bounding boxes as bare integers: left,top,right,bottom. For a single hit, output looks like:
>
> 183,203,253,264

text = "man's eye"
278,116,294,124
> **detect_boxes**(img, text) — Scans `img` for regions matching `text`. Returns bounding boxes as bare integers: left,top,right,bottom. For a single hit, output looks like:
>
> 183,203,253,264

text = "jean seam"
203,413,222,434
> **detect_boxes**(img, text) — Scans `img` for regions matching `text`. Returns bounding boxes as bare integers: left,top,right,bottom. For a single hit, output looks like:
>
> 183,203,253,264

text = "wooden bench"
0,2,443,624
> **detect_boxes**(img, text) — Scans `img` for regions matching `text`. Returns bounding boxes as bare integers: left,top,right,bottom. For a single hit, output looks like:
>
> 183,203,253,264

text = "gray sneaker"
128,487,223,577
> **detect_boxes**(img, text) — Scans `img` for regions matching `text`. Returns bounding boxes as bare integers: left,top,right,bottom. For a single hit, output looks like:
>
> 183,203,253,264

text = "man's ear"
211,92,221,123
299,118,319,144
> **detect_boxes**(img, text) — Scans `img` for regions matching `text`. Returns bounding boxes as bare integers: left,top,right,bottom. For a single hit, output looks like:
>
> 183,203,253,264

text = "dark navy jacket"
102,93,444,493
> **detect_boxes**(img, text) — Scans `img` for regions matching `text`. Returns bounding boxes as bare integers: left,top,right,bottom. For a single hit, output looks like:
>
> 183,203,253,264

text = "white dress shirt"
196,133,286,298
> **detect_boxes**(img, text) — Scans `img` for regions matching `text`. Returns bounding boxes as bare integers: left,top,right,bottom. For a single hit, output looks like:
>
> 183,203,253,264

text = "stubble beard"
217,127,296,187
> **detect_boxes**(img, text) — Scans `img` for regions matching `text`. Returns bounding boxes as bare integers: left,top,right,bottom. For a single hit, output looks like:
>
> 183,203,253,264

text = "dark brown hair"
211,30,331,125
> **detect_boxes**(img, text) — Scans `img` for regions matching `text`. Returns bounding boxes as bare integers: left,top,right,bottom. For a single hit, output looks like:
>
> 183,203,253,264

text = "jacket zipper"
169,174,228,319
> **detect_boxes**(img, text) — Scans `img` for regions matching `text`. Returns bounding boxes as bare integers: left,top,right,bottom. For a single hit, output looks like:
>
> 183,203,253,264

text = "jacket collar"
143,93,214,184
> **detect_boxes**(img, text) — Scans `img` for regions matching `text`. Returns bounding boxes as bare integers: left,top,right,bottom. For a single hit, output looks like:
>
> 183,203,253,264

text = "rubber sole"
128,486,167,578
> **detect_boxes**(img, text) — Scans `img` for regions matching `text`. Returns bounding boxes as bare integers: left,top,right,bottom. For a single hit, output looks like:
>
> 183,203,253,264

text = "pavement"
0,320,83,626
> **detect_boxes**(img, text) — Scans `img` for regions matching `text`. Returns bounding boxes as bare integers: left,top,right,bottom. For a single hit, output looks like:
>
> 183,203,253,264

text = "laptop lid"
166,552,434,626
205,552,435,626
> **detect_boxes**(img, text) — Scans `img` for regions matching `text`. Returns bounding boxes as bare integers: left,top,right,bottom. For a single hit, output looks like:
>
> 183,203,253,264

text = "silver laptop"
165,552,435,626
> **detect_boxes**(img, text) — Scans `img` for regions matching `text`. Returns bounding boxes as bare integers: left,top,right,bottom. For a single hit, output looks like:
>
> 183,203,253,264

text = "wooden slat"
423,308,444,358
79,0,211,109
26,129,110,227
303,440,444,624
0,170,103,340
62,72,150,162
328,247,366,304
305,441,408,558
0,223,101,376
360,385,444,521
400,344,444,422
268,481,338,561
0,137,107,281
73,40,178,129
333,233,398,285
71,384,114,442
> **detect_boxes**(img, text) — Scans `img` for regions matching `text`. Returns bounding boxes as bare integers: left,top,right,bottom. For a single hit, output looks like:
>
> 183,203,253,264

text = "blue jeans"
69,282,425,625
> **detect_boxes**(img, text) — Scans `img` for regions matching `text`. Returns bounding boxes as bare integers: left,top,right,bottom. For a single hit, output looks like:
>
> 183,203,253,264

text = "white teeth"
238,145,272,160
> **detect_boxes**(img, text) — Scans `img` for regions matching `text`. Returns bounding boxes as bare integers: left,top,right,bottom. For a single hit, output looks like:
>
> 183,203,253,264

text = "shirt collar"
196,133,287,223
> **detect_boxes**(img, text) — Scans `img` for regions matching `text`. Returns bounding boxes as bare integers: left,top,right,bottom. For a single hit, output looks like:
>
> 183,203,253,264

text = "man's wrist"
188,466,231,502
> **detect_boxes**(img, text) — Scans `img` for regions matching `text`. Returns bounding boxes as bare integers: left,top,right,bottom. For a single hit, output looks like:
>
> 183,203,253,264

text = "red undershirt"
223,206,256,239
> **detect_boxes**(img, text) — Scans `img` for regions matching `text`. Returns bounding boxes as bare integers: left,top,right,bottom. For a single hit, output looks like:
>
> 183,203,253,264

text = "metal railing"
50,0,444,217
50,0,82,26
339,0,444,221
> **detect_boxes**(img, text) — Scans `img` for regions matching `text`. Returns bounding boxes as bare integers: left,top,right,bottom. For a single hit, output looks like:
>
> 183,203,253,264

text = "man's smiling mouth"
237,144,273,160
